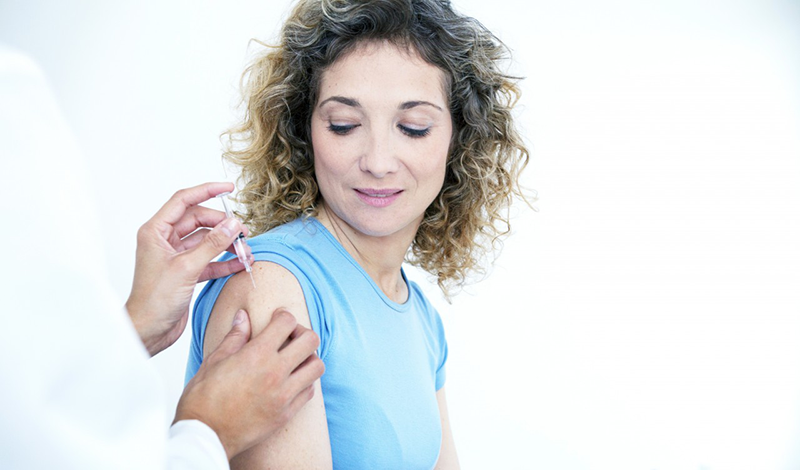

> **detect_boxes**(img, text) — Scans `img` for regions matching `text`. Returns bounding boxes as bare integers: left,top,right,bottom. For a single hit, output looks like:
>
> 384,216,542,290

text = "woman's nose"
359,131,400,178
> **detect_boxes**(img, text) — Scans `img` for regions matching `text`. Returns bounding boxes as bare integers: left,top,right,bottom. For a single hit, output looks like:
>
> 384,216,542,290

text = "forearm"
125,300,169,357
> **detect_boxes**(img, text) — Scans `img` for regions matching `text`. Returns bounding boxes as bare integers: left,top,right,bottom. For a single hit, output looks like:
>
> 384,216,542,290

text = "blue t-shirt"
186,217,448,470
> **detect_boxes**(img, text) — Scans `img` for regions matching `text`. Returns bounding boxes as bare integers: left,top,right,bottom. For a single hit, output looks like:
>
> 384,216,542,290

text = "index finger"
248,309,299,353
279,326,320,370
152,182,235,226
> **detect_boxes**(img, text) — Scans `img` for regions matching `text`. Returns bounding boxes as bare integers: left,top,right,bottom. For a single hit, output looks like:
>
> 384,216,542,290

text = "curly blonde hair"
225,0,531,297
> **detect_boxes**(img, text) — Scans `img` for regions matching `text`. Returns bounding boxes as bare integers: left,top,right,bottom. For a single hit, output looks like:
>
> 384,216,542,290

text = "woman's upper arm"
435,386,460,470
204,261,333,469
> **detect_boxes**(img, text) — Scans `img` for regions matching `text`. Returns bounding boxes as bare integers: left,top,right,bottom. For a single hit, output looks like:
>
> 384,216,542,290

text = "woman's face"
310,41,453,241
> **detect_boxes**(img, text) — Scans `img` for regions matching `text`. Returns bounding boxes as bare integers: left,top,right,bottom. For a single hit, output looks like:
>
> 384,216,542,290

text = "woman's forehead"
317,41,449,108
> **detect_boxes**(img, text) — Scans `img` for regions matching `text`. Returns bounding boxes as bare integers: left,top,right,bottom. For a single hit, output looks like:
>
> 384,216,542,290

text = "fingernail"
232,309,245,326
221,218,239,237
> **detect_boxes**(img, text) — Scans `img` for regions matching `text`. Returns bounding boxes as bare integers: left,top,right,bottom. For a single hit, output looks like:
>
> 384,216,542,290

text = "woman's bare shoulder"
203,260,310,358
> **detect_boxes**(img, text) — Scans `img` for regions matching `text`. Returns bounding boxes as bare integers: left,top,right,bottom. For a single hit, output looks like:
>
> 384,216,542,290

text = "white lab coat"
0,46,228,470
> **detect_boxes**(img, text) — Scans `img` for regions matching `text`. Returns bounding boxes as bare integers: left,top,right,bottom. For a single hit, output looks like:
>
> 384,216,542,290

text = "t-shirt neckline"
305,216,413,312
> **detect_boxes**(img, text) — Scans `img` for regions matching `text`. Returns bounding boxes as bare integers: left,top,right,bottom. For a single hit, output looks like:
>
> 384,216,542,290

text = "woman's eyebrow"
399,100,443,112
318,96,443,112
318,96,361,108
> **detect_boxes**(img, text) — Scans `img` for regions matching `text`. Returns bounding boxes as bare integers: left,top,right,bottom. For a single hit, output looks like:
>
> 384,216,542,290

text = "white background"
2,0,799,468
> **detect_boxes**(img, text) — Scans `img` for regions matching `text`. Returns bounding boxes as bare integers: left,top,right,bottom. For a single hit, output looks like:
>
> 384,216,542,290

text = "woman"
186,0,529,468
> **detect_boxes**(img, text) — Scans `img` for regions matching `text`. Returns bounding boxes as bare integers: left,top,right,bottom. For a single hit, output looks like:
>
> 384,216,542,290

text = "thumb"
182,218,243,275
205,309,252,366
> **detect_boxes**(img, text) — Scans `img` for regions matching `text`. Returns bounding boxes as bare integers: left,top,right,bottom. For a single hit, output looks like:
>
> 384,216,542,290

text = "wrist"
125,297,163,356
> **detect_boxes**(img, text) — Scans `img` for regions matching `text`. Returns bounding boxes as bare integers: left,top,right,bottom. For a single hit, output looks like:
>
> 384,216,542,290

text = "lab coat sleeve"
168,420,230,470
0,45,227,470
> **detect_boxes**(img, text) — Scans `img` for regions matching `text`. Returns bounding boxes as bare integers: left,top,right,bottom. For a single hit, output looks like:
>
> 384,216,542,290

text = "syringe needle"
217,192,257,290
233,236,256,290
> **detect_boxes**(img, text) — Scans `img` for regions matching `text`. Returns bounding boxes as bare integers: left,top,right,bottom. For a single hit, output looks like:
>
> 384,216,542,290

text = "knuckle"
298,329,320,350
274,310,297,328
136,223,151,243
277,388,294,407
262,369,280,388
172,188,188,202
308,331,321,349
225,325,244,340
207,226,230,249
310,357,325,378
173,255,194,274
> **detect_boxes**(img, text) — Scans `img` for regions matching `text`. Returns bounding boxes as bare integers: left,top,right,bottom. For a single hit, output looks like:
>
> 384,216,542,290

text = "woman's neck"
316,203,418,303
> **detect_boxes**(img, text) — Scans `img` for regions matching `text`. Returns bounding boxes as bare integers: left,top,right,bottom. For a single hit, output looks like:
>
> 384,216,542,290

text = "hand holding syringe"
216,192,256,288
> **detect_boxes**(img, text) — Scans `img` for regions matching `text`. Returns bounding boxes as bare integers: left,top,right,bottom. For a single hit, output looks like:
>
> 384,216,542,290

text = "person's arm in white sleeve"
168,421,230,470
0,45,324,469
0,44,172,470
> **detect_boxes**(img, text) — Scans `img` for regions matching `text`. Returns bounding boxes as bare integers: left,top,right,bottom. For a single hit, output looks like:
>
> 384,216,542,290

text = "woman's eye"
398,124,431,138
328,123,359,135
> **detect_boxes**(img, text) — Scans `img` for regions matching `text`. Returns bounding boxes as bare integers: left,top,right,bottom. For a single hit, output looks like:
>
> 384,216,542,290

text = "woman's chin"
342,213,421,240
351,220,412,239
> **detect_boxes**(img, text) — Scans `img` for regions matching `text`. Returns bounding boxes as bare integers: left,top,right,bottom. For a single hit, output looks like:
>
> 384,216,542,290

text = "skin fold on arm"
203,261,333,469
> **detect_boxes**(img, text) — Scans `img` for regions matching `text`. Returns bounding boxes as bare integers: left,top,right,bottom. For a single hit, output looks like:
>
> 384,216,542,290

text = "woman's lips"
354,188,403,207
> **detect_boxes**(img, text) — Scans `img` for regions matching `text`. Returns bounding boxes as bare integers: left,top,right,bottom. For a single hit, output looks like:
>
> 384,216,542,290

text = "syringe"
216,192,256,288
